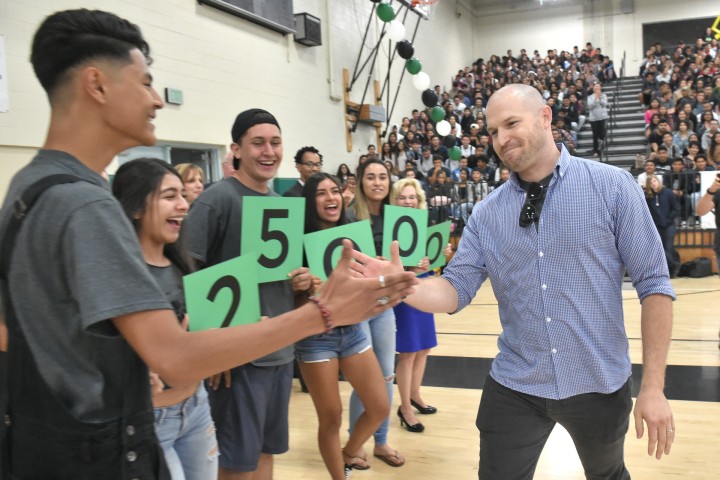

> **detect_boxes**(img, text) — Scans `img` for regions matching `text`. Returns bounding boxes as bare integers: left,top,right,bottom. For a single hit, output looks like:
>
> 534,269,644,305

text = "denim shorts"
295,324,371,363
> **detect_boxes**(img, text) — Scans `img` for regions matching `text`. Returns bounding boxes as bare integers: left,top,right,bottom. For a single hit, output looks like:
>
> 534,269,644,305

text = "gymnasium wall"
0,0,717,197
472,0,716,79
0,0,474,191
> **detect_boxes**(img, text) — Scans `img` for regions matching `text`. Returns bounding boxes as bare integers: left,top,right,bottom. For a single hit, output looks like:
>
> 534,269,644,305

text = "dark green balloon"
405,58,422,75
449,146,462,161
376,3,395,22
430,106,445,123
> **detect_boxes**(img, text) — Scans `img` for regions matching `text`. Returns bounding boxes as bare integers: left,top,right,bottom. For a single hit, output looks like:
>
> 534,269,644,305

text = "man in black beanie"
183,108,306,479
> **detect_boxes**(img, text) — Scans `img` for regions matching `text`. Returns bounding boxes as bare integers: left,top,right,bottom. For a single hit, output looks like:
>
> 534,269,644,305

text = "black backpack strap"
0,173,83,479
0,174,83,281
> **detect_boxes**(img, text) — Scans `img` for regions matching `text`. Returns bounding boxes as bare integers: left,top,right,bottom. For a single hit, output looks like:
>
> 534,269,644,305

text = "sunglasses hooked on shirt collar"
519,182,545,228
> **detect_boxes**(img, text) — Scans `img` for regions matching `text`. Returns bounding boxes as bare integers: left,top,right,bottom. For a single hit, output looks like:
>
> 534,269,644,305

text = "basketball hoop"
410,0,439,20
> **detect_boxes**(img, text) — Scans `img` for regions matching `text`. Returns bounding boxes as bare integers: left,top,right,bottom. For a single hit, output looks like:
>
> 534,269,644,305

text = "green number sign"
426,221,451,270
241,196,304,282
382,205,428,266
183,254,261,331
304,220,376,281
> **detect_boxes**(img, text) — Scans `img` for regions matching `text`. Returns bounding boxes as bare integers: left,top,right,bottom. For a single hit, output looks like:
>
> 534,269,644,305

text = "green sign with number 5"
241,196,305,283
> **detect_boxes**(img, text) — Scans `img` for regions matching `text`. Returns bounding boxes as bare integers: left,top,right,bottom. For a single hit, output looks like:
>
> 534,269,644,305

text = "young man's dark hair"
1,9,417,479
294,146,322,163
31,9,151,98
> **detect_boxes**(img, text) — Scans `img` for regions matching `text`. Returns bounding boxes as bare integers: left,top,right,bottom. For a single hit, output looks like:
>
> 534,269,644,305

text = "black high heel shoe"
397,407,424,432
411,398,437,415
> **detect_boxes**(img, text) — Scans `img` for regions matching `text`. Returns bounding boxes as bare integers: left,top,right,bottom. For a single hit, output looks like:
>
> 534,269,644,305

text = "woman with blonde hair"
390,178,451,433
175,163,205,205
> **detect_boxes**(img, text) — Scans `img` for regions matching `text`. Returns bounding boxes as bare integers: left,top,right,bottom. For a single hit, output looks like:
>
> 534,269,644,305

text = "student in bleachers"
451,168,473,226
395,140,410,171
336,163,350,185
587,83,609,157
427,170,453,225
644,174,680,277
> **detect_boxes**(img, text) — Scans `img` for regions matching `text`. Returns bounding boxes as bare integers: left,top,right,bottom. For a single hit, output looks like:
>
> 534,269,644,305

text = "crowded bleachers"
338,35,719,235
635,36,720,229
347,42,621,229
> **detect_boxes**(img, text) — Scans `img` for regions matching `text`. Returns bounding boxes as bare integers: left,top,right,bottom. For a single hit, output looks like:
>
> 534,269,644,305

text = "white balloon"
436,120,451,137
412,71,431,90
387,20,405,42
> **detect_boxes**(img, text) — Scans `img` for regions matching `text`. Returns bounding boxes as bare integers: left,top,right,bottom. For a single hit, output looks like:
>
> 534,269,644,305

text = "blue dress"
394,272,438,353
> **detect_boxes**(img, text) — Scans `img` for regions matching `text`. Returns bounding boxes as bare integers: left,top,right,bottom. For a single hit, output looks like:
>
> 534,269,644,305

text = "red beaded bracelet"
308,295,333,334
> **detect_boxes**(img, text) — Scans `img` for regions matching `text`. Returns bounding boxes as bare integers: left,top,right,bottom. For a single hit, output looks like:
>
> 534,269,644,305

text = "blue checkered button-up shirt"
443,147,676,400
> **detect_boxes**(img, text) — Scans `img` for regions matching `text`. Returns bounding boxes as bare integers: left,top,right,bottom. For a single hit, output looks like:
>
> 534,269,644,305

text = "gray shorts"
207,362,293,472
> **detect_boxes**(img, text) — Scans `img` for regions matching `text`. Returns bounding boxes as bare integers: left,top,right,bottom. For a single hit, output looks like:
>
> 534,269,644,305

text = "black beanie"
230,109,281,169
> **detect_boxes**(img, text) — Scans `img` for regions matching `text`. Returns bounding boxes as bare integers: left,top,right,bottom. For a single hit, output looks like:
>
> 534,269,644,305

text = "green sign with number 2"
183,254,261,331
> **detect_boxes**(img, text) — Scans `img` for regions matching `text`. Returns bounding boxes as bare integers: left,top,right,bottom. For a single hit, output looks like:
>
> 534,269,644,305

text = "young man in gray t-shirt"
0,11,415,479
183,109,304,478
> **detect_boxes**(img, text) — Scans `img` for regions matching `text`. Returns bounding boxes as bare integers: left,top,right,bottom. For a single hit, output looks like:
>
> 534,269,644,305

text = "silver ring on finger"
376,295,390,306
378,275,386,288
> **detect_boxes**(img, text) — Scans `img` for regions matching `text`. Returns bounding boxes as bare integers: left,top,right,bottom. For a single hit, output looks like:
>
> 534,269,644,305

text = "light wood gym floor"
276,276,720,479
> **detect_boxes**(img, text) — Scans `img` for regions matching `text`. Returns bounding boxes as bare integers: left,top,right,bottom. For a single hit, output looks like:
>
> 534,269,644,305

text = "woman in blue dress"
391,178,452,433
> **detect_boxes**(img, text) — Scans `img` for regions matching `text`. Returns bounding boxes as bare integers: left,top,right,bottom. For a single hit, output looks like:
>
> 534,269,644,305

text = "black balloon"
396,40,414,60
443,134,457,148
421,89,438,108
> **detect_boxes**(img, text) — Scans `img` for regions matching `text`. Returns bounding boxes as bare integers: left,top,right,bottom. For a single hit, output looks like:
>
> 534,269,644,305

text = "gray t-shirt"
0,150,171,422
183,177,294,366
148,264,185,322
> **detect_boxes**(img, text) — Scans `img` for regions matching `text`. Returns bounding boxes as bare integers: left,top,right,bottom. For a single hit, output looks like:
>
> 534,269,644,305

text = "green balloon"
405,58,422,75
376,3,395,22
430,106,445,123
449,146,462,161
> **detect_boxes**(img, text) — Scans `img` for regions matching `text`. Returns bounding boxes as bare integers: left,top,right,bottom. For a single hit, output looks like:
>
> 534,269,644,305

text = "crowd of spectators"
332,34,719,232
341,42,618,228
634,33,720,227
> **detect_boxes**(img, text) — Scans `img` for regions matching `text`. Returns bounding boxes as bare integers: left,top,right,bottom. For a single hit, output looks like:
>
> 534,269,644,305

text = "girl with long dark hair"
113,158,218,480
347,160,405,468
295,173,389,479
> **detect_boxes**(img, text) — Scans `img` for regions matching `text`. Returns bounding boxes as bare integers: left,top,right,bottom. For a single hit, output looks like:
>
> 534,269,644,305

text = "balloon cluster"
375,1,461,160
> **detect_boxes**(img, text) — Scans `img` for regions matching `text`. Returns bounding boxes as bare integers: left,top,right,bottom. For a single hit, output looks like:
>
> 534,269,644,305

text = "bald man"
222,150,236,178
383,84,676,478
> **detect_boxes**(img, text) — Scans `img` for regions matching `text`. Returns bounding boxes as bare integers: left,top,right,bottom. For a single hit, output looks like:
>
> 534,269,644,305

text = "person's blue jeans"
349,309,396,446
657,224,679,274
452,202,474,225
154,383,219,480
476,375,632,480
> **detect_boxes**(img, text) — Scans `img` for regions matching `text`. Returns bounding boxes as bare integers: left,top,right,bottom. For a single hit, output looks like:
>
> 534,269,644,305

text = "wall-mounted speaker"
294,13,321,47
620,0,634,14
